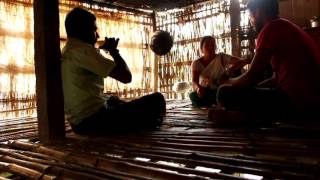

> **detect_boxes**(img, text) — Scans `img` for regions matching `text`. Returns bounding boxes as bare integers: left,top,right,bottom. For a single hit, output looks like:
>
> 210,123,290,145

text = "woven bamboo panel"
0,0,155,119
156,0,232,99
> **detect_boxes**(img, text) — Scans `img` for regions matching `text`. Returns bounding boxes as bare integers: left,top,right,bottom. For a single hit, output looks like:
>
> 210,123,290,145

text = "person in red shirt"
209,0,320,124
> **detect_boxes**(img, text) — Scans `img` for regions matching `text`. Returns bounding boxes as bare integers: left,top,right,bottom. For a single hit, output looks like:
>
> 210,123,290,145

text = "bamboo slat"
0,147,135,180
0,161,54,180
0,117,72,142
0,100,319,179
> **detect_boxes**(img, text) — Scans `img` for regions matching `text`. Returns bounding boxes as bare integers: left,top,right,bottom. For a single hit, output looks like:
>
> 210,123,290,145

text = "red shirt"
256,18,320,110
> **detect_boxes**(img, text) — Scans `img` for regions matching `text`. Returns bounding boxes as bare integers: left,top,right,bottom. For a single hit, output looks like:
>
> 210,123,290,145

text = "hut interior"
0,0,320,179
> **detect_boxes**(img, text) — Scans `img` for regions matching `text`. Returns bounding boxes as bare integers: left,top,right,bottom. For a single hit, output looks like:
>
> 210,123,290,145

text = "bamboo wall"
0,0,154,119
0,1,148,120
155,0,231,99
155,0,252,99
0,0,252,119
153,0,316,100
3,0,302,119
0,0,36,120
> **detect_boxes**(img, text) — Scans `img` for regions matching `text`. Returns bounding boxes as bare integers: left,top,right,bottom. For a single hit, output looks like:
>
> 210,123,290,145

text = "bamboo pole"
58,8,152,26
0,146,143,179
230,0,241,56
1,96,320,179
34,0,66,143
0,0,33,7
64,0,152,17
73,139,318,179
152,11,160,93
101,155,246,180
121,147,317,173
123,151,315,180
5,141,204,180
10,138,317,180
0,161,53,180
0,154,50,172
157,10,230,28
4,130,320,179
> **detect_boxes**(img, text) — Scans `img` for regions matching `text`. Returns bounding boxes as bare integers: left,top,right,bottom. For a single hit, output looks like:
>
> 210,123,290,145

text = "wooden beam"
34,0,65,143
230,0,241,57
75,0,152,16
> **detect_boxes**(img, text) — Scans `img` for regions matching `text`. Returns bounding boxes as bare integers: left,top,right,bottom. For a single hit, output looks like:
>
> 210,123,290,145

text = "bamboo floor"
0,100,319,179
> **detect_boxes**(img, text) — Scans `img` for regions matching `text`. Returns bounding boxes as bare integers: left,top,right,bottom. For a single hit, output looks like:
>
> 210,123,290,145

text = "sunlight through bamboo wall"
155,0,232,99
0,0,36,120
0,0,252,119
239,0,255,58
0,0,154,119
155,0,253,99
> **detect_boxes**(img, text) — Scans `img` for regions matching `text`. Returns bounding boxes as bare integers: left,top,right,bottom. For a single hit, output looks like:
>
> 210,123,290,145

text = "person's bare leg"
210,84,292,126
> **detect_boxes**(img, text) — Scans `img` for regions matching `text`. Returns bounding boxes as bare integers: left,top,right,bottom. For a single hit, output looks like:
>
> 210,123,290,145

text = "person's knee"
189,91,198,100
148,92,166,119
216,84,234,104
149,92,166,110
153,92,165,103
189,91,202,107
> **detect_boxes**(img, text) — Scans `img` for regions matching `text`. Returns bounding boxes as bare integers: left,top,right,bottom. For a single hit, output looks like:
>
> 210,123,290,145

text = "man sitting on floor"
61,7,166,134
209,0,320,125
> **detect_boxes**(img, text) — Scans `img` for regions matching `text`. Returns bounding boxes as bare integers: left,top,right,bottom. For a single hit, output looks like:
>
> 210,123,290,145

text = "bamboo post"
230,0,241,57
33,0,65,143
152,11,160,93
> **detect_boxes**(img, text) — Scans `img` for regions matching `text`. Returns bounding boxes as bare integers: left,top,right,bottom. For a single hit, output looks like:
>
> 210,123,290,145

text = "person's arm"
191,59,207,98
226,57,249,77
192,70,200,90
216,55,248,85
100,37,132,84
192,70,206,98
223,48,273,88
257,73,276,88
108,49,132,83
